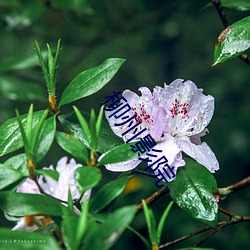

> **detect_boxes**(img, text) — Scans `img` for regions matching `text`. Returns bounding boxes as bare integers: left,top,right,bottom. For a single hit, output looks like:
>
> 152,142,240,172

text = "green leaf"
36,169,59,181
59,113,123,153
56,131,89,165
127,226,151,248
36,116,56,162
0,164,27,190
0,51,47,74
0,228,60,250
213,16,250,65
221,0,250,11
142,200,157,245
157,201,174,244
30,109,49,158
73,106,91,147
90,109,97,150
0,192,65,216
0,111,44,157
62,201,89,250
62,215,80,250
75,167,102,194
0,76,46,102
97,142,140,166
168,159,218,227
83,205,137,250
59,58,125,106
91,176,132,213
4,154,28,175
96,106,104,140
76,200,89,248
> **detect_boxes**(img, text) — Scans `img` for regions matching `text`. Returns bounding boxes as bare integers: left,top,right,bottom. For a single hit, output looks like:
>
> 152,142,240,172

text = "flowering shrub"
0,1,249,250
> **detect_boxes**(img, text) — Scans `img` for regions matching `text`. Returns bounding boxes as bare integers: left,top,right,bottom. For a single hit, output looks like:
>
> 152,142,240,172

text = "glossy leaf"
91,176,132,213
4,153,28,175
59,113,123,153
56,131,89,165
0,192,65,216
213,16,250,65
36,116,56,162
73,106,91,147
0,111,44,157
0,76,46,102
221,0,250,11
0,164,27,190
142,200,157,245
168,159,218,227
59,58,125,106
97,142,140,166
0,228,60,250
83,205,137,250
75,167,102,194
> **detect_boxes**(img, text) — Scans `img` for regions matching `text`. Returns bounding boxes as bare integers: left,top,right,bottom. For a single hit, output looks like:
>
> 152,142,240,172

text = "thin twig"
136,186,169,215
218,206,235,218
211,0,250,66
159,216,250,249
159,224,212,249
218,176,250,198
193,216,250,247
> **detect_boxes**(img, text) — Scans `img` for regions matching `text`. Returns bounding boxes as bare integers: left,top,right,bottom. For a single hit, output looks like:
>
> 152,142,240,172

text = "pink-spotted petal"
153,79,214,136
178,138,219,173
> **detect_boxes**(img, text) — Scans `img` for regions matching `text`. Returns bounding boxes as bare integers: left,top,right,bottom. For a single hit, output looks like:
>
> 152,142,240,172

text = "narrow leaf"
36,116,56,162
156,201,174,244
73,106,91,146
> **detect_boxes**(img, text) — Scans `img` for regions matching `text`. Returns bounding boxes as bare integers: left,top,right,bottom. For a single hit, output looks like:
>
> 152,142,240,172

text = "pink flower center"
170,99,190,122
132,103,153,124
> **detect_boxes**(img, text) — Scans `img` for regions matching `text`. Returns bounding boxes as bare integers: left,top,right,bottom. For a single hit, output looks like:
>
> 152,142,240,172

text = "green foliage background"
0,0,249,249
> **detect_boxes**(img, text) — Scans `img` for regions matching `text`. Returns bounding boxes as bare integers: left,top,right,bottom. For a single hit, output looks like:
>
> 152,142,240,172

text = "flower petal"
147,137,185,183
39,157,82,201
104,158,141,172
178,138,219,173
153,79,214,136
105,88,167,142
16,178,40,194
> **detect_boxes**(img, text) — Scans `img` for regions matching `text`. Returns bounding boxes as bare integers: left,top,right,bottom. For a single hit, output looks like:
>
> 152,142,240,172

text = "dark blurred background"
0,0,249,249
